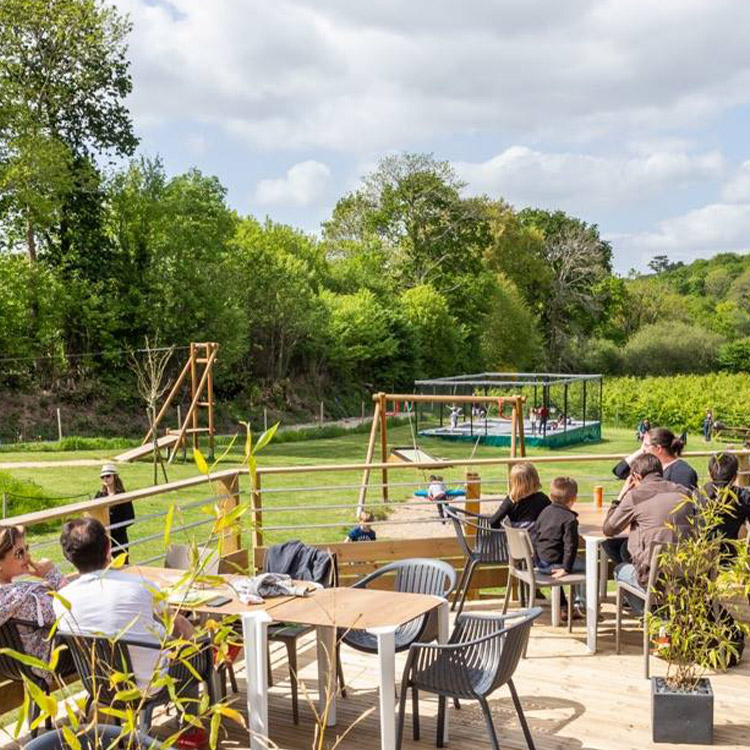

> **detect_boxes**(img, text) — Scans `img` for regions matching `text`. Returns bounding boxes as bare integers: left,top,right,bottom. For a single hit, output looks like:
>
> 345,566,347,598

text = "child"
427,474,448,522
534,476,586,612
347,511,376,542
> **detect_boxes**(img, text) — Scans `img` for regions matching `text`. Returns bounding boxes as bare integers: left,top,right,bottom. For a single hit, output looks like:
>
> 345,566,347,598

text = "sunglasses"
12,545,29,561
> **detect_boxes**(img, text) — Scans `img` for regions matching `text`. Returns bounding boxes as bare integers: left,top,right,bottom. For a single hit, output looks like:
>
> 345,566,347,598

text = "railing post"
251,472,264,549
85,503,110,532
593,485,604,508
738,452,750,488
216,472,241,554
465,472,481,601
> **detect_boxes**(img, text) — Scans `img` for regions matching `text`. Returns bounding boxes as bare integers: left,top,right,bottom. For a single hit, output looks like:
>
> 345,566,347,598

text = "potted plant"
649,490,750,744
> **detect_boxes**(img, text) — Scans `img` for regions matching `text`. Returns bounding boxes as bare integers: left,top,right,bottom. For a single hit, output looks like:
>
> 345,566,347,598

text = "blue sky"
117,0,750,273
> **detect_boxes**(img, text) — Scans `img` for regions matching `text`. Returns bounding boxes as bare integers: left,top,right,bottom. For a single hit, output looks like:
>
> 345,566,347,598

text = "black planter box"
652,677,713,744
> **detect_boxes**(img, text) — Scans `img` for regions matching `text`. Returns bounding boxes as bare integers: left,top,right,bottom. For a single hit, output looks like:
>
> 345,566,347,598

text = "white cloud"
255,160,331,207
722,161,750,203
115,0,750,150
455,146,724,209
184,134,207,156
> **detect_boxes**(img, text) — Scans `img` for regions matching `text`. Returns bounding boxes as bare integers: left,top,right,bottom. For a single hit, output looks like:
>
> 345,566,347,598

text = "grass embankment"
0,422,729,572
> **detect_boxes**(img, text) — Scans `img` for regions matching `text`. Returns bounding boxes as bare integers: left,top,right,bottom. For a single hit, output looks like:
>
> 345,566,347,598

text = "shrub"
717,338,750,373
620,321,724,375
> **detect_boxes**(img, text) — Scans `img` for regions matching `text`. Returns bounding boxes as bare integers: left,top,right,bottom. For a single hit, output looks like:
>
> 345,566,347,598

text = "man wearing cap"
95,464,135,562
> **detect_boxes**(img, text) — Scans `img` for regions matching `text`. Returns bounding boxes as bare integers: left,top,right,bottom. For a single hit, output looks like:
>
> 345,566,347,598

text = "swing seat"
414,488,466,498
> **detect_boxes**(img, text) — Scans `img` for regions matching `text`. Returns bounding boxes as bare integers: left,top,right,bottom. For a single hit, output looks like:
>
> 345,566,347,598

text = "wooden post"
379,393,389,503
594,485,604,508
263,408,268,432
361,400,365,420
85,503,110,530
465,472,481,599
319,401,324,424
216,472,241,554
515,398,526,457
251,472,263,549
357,399,381,515
510,403,517,458
142,356,192,444
190,343,199,451
56,407,63,441
207,343,216,461
738,452,750,488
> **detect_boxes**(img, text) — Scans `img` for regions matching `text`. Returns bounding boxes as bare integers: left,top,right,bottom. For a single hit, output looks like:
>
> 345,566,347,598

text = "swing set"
357,392,526,512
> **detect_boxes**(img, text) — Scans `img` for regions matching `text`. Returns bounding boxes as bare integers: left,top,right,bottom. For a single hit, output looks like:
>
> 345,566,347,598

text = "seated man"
54,518,211,743
603,453,694,613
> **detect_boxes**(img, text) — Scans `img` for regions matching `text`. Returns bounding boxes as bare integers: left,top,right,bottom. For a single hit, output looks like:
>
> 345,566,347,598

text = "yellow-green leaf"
253,422,279,454
218,706,246,727
13,689,29,739
62,725,82,750
194,448,209,475
0,647,49,672
164,504,175,548
209,711,221,749
110,552,128,570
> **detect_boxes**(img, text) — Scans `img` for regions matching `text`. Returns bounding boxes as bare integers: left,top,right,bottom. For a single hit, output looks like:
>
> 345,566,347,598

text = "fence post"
361,400,365,420
251,472,264,550
1,492,6,519
216,472,241,554
593,485,604,509
738,452,750,488
56,408,63,442
319,401,324,424
263,408,268,432
465,472,481,600
84,503,110,532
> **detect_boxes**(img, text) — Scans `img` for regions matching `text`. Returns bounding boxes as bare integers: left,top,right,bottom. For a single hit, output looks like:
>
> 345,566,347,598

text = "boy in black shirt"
534,477,586,611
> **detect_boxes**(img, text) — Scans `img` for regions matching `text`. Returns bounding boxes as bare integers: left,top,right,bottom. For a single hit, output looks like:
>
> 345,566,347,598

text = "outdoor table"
575,505,627,654
242,587,450,750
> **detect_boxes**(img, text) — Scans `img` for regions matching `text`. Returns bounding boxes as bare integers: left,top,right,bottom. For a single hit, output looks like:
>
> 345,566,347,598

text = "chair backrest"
355,558,456,598
503,522,536,575
445,506,508,564
57,632,138,707
445,607,542,696
165,544,219,575
0,619,37,683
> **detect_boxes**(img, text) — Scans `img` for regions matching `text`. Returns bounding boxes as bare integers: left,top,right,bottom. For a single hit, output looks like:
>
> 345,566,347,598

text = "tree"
519,210,613,369
648,254,684,274
323,153,488,290
0,0,137,259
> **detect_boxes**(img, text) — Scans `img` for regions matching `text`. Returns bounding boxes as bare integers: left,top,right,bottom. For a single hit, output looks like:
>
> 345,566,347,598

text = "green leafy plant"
649,489,750,690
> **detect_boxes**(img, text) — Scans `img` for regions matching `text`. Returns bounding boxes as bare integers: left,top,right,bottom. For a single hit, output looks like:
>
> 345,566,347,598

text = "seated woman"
488,462,550,528
0,525,65,685
612,426,698,490
702,452,750,560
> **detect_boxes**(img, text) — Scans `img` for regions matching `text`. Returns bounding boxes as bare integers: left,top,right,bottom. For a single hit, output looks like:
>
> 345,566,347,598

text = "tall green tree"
0,0,137,259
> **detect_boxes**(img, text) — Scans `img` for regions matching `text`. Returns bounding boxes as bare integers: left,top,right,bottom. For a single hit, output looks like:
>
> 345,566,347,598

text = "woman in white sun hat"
94,464,135,562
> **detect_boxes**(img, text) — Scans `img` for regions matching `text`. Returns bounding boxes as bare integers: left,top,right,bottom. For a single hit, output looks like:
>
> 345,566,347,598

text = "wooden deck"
159,600,750,750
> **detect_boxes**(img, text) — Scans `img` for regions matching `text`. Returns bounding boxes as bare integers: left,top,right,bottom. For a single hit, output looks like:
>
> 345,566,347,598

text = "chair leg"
396,679,410,750
412,687,420,741
502,573,512,614
336,644,347,698
550,586,561,628
285,640,299,724
228,661,238,694
478,696,501,750
567,586,573,634
29,701,40,739
644,610,650,680
454,561,476,618
267,646,274,687
436,695,447,748
615,587,622,654
452,560,471,612
508,679,536,750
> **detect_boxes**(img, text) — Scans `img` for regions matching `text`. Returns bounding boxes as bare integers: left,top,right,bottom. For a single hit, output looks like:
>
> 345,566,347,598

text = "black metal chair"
396,607,542,750
0,618,77,737
340,559,457,655
57,632,216,732
445,505,509,617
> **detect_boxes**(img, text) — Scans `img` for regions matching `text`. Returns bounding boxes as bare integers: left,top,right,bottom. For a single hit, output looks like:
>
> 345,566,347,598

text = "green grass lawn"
0,422,731,572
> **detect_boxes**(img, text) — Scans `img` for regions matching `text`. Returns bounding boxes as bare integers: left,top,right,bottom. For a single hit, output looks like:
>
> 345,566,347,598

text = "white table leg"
367,625,398,750
599,547,610,600
585,536,600,654
316,625,337,727
436,601,450,742
241,611,272,750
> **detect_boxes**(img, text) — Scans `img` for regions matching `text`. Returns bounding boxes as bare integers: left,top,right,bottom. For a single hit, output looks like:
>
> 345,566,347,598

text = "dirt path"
381,493,505,539
0,458,105,469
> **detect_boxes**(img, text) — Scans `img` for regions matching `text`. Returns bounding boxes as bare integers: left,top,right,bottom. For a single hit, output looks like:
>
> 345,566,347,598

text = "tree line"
2,0,750,422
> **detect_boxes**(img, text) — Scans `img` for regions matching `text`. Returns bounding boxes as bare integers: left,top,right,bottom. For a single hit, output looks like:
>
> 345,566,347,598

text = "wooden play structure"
115,342,219,464
357,391,526,512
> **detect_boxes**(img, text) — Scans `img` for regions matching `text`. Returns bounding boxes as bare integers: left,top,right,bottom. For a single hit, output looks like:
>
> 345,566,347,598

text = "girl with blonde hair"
488,461,550,528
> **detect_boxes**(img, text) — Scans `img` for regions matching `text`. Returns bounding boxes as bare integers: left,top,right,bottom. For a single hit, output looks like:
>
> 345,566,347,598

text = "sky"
115,0,750,273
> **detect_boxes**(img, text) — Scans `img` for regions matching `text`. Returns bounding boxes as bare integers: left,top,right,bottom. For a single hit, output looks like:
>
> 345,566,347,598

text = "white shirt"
429,481,447,499
54,568,167,690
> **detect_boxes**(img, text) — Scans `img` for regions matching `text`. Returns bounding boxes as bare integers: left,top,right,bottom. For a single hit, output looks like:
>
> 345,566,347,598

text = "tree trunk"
26,213,37,263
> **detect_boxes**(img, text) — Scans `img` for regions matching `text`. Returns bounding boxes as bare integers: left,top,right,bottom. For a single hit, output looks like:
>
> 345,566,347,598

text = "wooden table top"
126,567,442,629
268,587,443,630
